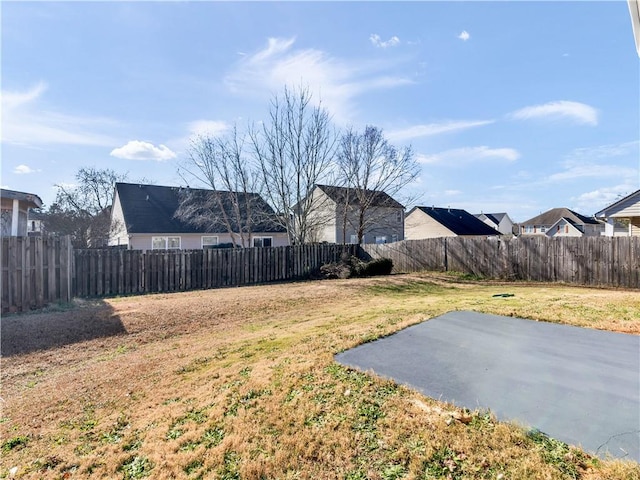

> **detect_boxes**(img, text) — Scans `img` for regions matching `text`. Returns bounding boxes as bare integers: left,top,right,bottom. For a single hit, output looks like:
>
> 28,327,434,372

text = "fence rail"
3,236,639,313
73,243,358,298
1,236,73,313
362,236,640,289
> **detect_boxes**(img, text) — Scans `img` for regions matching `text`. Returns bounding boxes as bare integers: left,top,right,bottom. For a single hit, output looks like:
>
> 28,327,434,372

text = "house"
305,184,405,244
109,183,288,250
27,209,46,236
405,206,501,239
595,189,640,236
474,212,516,235
519,207,603,237
1,189,43,237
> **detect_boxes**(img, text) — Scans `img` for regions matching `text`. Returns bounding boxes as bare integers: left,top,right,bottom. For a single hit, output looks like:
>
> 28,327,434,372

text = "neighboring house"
474,212,516,235
405,206,501,239
109,183,288,250
1,189,43,237
27,209,46,236
595,189,640,236
519,207,603,237
306,184,404,244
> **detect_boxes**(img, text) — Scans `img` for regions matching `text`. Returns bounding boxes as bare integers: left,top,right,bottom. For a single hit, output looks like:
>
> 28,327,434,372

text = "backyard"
1,273,639,479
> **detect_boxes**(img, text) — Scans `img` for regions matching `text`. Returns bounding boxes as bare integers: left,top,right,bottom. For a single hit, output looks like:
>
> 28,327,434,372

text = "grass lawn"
1,273,639,479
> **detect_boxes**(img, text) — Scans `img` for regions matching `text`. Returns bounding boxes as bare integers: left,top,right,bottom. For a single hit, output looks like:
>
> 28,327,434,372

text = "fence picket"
2,236,639,313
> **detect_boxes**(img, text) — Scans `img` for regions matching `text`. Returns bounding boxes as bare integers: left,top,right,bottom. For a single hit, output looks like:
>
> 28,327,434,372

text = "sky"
1,1,639,223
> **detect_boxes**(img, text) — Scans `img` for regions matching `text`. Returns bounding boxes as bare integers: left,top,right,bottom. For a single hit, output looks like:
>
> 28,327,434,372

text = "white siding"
108,190,129,246
405,209,455,239
128,232,289,251
599,192,640,218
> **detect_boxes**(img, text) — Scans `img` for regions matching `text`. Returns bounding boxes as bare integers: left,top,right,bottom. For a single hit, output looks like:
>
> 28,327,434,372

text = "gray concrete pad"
335,311,640,462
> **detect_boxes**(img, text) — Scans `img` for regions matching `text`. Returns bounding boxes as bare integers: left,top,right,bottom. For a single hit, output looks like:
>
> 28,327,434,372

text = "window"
396,210,402,223
253,236,272,247
350,234,358,244
151,236,181,250
202,236,219,248
540,226,546,233
375,236,387,244
391,234,398,243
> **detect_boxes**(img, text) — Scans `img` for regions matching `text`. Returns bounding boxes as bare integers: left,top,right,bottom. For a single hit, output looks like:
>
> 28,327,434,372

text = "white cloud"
458,31,470,41
1,82,118,147
224,37,413,123
370,34,400,48
548,161,636,182
565,140,639,161
417,146,520,165
444,189,462,196
572,184,638,214
110,140,177,161
13,164,40,175
187,120,230,138
509,100,598,126
387,120,494,142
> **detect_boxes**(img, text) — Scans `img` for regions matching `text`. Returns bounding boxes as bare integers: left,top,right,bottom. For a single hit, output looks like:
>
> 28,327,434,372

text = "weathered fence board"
70,244,359,299
3,236,638,312
1,236,74,313
362,236,640,289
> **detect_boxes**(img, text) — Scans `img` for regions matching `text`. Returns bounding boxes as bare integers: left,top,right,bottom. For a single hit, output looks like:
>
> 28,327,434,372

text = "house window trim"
202,235,219,248
151,236,181,250
252,236,273,248
375,235,387,245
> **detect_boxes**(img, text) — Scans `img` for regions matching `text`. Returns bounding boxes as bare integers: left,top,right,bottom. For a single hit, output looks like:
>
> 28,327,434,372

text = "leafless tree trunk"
337,125,419,244
250,86,337,245
177,126,265,248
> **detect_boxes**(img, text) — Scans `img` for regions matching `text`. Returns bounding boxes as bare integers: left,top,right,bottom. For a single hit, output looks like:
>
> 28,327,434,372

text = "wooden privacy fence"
73,243,358,298
362,236,640,289
1,236,74,313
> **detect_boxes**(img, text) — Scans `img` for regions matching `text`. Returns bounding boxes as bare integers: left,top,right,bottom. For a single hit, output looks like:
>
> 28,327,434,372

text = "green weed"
119,455,153,479
2,435,28,453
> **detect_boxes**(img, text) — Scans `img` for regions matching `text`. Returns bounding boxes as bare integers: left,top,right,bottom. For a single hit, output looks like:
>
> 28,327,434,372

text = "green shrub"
359,258,393,277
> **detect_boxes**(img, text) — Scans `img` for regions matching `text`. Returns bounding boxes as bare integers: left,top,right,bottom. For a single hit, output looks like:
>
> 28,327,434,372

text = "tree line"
37,86,419,248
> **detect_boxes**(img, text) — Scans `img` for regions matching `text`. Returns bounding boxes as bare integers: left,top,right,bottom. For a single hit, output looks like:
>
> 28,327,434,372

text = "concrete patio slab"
335,310,640,461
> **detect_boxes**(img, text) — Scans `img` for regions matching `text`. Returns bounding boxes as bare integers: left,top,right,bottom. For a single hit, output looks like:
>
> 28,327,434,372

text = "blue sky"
2,1,638,222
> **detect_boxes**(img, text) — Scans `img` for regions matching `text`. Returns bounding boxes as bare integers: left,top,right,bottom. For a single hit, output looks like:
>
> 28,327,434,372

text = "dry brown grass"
1,274,639,479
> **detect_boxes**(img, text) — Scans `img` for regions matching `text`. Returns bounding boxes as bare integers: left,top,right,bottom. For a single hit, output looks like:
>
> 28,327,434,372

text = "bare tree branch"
337,125,419,244
176,126,267,248
249,85,338,245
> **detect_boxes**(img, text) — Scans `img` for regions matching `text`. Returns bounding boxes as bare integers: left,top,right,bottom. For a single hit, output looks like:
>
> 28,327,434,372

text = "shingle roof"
414,207,501,236
475,212,508,226
1,188,43,208
115,183,285,234
316,184,404,209
521,207,599,227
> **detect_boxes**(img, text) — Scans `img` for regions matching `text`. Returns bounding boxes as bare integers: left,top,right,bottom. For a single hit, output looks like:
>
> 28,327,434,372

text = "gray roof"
521,208,599,227
413,206,501,236
115,183,285,234
316,184,404,209
475,212,508,226
0,188,43,208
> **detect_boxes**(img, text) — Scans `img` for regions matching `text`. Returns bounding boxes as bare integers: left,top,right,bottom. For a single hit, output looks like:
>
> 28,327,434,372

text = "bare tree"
177,126,269,248
337,125,419,244
45,167,128,247
250,86,338,245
